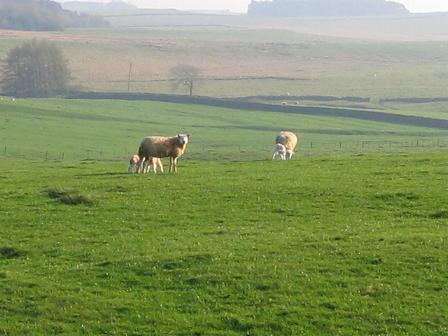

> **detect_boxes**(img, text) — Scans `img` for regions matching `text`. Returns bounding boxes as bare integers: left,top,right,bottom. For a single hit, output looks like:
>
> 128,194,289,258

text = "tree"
0,0,110,31
170,64,202,96
1,40,70,97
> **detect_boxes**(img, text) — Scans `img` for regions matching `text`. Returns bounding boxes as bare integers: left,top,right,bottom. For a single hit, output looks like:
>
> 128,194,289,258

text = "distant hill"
248,0,409,17
61,1,137,14
0,0,110,31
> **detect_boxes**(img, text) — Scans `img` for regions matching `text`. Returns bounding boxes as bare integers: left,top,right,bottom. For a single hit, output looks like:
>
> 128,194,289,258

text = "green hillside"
1,98,447,162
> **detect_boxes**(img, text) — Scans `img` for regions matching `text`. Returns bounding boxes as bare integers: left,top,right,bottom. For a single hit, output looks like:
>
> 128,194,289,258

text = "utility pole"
127,63,133,92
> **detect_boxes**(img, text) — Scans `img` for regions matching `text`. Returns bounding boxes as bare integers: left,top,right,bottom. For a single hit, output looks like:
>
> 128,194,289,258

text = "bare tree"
170,64,201,96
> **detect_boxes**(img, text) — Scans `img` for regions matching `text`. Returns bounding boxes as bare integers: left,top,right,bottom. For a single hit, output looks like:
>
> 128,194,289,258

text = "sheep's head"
177,133,190,145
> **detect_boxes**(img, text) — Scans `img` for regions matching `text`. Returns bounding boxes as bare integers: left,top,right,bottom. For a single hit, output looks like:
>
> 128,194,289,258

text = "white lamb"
272,143,287,160
141,157,164,174
128,154,140,173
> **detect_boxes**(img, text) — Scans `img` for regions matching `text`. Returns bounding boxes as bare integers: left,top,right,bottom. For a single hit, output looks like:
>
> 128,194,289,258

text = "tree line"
0,0,109,31
248,0,409,17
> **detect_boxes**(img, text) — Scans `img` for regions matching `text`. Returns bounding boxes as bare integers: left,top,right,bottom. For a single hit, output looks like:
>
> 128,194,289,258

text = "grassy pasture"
1,98,447,334
1,13,448,99
1,98,448,162
1,152,447,335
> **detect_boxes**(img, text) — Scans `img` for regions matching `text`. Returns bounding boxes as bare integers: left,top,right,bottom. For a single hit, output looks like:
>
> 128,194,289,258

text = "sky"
58,0,448,14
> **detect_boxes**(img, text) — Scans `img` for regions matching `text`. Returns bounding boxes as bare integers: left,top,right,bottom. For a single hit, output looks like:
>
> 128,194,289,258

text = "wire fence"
1,138,448,163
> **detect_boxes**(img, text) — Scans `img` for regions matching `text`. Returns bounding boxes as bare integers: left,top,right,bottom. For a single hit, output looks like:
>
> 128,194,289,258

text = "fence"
2,138,448,163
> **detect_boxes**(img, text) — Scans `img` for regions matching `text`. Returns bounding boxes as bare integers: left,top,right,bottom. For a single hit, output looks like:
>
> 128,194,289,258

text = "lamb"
128,154,140,173
138,133,190,173
272,143,287,160
141,156,164,174
275,131,298,159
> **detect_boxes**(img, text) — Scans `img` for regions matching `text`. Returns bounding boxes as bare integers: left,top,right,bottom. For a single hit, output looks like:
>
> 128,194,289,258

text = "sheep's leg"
159,160,164,173
173,157,178,173
272,152,276,160
136,158,144,173
170,157,178,173
142,158,149,173
152,161,157,174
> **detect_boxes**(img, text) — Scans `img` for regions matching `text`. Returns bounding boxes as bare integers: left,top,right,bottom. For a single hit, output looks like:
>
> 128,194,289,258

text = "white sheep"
138,134,190,173
275,131,298,159
272,143,287,160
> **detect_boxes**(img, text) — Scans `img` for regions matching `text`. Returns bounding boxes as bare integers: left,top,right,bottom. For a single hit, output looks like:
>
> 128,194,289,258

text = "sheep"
128,154,140,173
138,133,190,173
141,156,164,174
272,143,287,160
275,131,298,159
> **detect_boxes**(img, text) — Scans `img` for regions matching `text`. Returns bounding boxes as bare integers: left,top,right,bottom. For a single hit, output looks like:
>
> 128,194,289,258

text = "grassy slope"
1,98,447,162
1,14,448,99
1,153,447,335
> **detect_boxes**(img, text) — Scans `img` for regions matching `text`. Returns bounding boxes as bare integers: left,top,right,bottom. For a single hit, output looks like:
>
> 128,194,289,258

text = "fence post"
45,151,48,161
3,145,6,155
61,152,65,161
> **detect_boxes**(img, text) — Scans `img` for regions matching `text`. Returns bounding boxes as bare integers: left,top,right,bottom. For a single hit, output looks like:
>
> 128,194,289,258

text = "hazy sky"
57,0,448,13
128,0,448,13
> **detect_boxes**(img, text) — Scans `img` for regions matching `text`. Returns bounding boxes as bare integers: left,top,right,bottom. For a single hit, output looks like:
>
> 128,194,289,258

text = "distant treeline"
61,1,137,14
0,0,109,31
248,0,409,17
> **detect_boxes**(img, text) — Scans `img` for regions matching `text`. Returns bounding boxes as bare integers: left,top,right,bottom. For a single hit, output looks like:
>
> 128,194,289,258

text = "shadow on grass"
74,172,129,177
46,188,94,205
0,247,27,259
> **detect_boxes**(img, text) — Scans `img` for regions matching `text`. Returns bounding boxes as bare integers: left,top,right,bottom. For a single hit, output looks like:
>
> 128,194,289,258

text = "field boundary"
3,138,447,163
66,91,448,130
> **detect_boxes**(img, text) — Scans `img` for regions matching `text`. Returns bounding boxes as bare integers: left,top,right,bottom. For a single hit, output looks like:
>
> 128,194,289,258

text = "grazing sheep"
275,131,298,159
141,156,164,174
128,154,140,173
272,143,287,160
138,134,190,173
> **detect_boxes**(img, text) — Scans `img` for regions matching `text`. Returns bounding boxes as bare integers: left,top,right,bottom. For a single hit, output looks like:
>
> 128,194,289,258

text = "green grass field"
1,98,448,162
1,98,448,334
1,153,447,335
